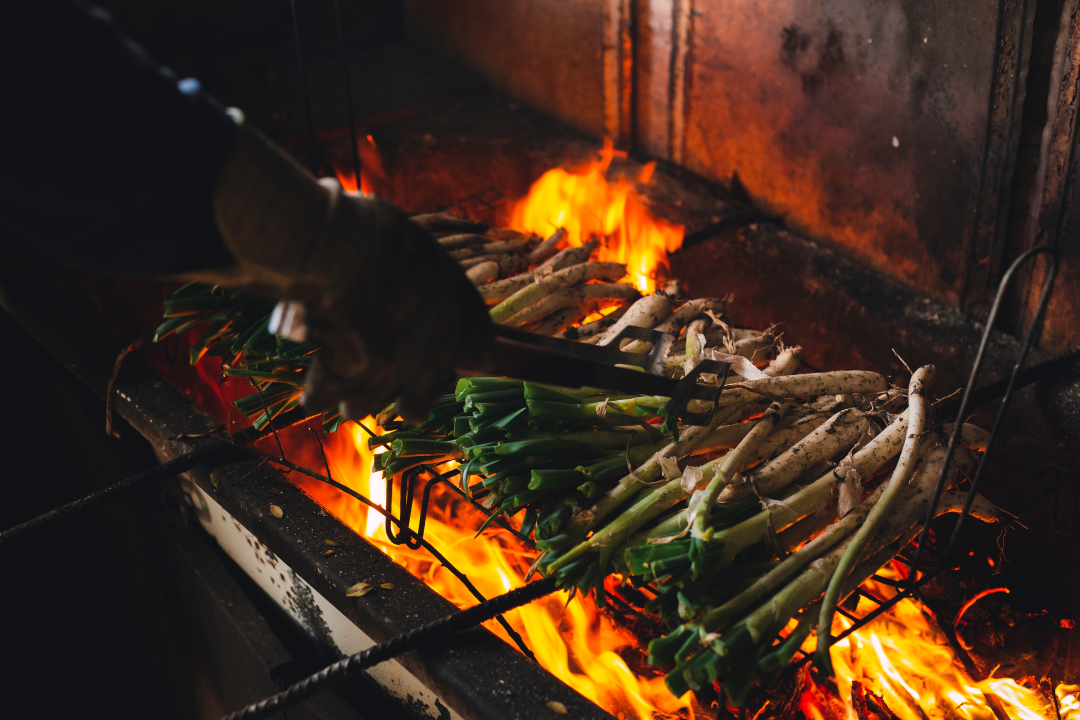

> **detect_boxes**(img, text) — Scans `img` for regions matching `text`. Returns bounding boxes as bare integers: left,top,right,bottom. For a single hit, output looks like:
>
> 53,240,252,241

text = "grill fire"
7,0,1080,717
292,158,699,718
287,420,1076,720
309,425,693,719
509,141,684,295
803,568,1074,720
120,76,1078,718
247,165,1073,719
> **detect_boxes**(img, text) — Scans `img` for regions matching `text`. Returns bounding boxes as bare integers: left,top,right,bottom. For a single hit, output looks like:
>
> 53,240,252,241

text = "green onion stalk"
156,284,705,544
154,282,340,432
652,440,954,707
814,364,934,675
533,347,803,589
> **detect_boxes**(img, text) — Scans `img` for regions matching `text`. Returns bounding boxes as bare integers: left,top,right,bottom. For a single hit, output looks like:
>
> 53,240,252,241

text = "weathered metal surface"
0,239,615,720
678,0,1007,305
179,478,463,720
631,0,672,159
962,0,1037,313
603,0,634,147
398,0,1043,316
402,0,606,138
1018,0,1080,356
137,482,381,719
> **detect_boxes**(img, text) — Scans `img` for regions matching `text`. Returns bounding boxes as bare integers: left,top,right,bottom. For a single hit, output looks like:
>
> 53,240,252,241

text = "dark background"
0,2,409,716
0,307,185,719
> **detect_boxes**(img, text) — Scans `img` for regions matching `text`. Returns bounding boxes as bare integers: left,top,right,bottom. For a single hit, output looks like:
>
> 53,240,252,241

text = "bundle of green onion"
152,282,343,432
154,269,994,710
531,360,995,708
369,377,679,539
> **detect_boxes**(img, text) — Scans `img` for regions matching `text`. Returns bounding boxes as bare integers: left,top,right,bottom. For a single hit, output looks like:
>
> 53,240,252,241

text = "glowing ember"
800,567,1066,720
291,420,692,720
954,587,1010,629
510,140,684,294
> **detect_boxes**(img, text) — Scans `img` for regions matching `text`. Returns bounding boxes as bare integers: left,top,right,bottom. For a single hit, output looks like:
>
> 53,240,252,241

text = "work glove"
183,122,494,421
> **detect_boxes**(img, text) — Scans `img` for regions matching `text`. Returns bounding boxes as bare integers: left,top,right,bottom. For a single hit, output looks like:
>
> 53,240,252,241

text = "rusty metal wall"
402,1,1028,302
1018,0,1080,355
632,0,675,160
676,0,1029,306
402,0,1079,351
401,0,606,138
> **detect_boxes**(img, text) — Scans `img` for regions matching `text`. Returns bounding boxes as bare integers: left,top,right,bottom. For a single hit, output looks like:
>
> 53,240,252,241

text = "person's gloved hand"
182,122,494,421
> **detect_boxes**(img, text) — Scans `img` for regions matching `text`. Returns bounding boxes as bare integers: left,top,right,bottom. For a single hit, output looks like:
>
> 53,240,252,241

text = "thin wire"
310,428,333,481
354,420,535,546
332,0,362,187
221,577,558,720
252,383,287,463
239,443,536,660
943,248,1059,560
908,245,1057,581
288,0,319,176
834,467,1079,644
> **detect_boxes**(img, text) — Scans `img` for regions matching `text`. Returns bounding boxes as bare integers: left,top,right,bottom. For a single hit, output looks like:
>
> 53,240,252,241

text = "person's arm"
0,0,235,275
1,0,494,420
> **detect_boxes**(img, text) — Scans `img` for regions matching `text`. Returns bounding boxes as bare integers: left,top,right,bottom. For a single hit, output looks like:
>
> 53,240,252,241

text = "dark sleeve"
0,0,237,276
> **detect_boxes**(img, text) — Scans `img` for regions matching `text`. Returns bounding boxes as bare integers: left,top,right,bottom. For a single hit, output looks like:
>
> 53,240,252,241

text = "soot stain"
780,25,812,68
286,568,341,655
780,24,846,96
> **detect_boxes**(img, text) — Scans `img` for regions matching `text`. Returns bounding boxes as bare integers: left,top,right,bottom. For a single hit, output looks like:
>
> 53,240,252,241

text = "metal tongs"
462,325,731,425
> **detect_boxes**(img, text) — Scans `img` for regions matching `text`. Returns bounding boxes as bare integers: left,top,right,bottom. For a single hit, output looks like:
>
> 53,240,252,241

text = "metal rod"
241,444,537,660
222,577,559,720
252,382,287,462
907,245,1057,582
833,468,1078,644
288,0,319,176
942,253,1060,559
0,440,235,550
0,407,319,552
354,421,534,546
332,0,362,189
4,409,538,656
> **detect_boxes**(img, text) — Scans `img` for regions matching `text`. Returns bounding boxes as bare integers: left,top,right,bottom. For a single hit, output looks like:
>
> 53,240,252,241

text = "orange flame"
290,420,692,720
335,167,374,196
799,567,1069,720
510,140,684,294
334,134,382,195
288,426,1078,720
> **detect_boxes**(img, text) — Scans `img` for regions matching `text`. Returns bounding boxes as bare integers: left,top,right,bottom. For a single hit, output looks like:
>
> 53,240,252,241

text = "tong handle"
485,327,676,396
671,359,731,425
479,327,732,425
493,325,673,374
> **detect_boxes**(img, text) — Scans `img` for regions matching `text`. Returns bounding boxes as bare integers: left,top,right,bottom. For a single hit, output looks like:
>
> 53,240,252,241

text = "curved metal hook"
908,244,1059,582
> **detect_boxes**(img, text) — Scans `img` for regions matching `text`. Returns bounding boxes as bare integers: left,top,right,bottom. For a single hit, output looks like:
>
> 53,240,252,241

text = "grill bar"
0,242,614,720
